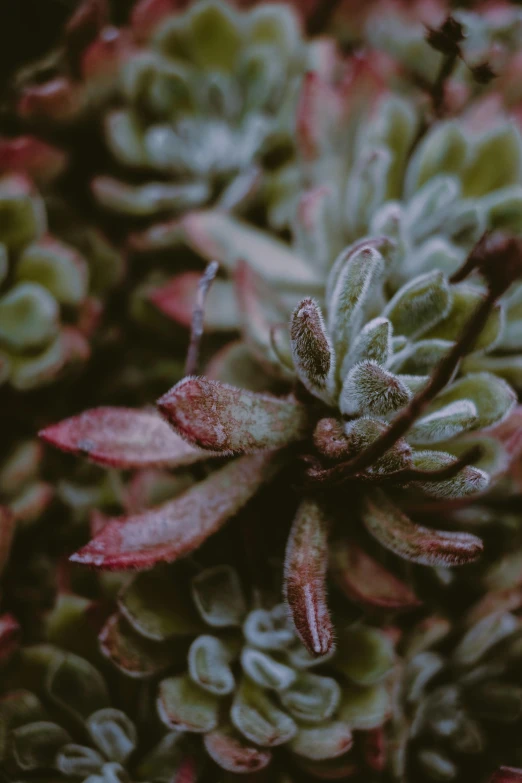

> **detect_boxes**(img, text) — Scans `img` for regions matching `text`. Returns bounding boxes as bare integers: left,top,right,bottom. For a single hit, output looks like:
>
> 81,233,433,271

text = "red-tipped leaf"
70,453,280,570
362,490,484,567
284,498,333,656
158,377,309,454
40,407,214,468
204,727,272,774
490,769,522,783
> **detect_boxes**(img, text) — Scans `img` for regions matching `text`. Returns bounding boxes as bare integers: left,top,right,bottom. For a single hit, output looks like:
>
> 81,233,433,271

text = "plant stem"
184,260,219,377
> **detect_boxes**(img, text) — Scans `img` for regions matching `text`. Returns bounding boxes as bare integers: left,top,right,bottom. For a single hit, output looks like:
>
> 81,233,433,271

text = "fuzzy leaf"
99,614,179,678
70,453,279,569
405,176,461,244
462,123,522,198
334,627,394,686
422,285,503,351
284,498,333,657
182,210,320,289
87,708,137,764
327,241,386,368
158,377,308,454
158,674,220,733
241,648,296,691
485,186,522,233
290,298,334,402
345,317,391,371
243,605,294,652
337,683,390,730
429,373,516,429
343,418,412,475
148,273,239,332
362,490,483,566
331,540,420,610
404,121,467,198
92,177,209,216
204,726,272,774
280,673,341,723
231,679,297,747
390,338,454,376
289,722,353,761
340,360,411,417
192,565,247,628
383,271,451,339
119,569,203,641
188,635,235,696
490,768,522,783
40,407,214,469
408,400,478,445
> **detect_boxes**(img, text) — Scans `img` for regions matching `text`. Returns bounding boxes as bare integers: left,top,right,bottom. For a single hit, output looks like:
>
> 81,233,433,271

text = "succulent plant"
392,596,522,782
92,561,395,777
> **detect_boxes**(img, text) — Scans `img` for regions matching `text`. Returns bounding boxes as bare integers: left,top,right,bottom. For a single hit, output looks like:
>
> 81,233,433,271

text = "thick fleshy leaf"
337,683,390,730
0,136,67,184
188,635,235,696
46,651,109,721
158,674,220,733
422,285,503,351
490,768,522,783
0,506,15,575
148,273,239,331
331,540,420,610
452,612,519,667
9,721,71,770
70,453,279,569
280,673,341,723
204,726,272,774
92,177,209,216
231,679,297,747
289,722,353,762
0,282,58,351
346,317,391,371
40,407,213,469
429,373,516,430
334,627,394,686
290,298,334,402
99,614,178,678
383,271,451,339
417,749,457,781
361,490,484,566
485,186,522,233
181,210,320,288
241,647,296,691
391,338,454,376
411,450,490,499
340,360,411,417
158,377,308,454
0,174,46,250
56,744,105,777
119,569,203,641
243,604,294,652
408,400,478,445
87,708,137,764
343,417,412,475
284,498,333,657
17,237,88,306
462,123,522,198
192,565,246,628
206,340,277,392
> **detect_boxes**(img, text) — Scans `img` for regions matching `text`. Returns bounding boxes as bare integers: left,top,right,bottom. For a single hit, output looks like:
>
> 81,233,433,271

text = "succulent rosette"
392,592,522,782
0,172,122,390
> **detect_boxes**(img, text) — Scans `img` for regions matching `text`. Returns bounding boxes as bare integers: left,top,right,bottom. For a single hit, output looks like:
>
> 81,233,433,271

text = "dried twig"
184,260,219,378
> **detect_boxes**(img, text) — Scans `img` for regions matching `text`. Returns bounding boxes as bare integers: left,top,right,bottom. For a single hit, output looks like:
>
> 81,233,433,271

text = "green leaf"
405,176,461,244
412,449,489,498
87,709,137,764
383,271,451,339
0,282,58,351
280,673,341,723
243,605,294,652
408,400,478,444
92,177,209,216
344,147,392,236
345,317,391,372
188,635,235,695
340,360,411,417
334,627,394,686
241,647,296,691
452,612,519,667
289,722,353,762
290,298,334,403
422,284,503,351
390,339,454,376
429,372,516,429
9,721,70,771
0,174,46,250
192,565,247,628
204,725,272,774
104,109,146,167
246,3,300,55
188,0,241,70
337,683,390,730
484,185,522,233
417,749,457,781
56,744,104,777
462,123,522,197
158,674,220,733
231,679,297,747
158,377,309,454
361,489,484,565
16,238,88,306
99,614,181,678
46,652,109,722
343,417,412,475
404,121,467,198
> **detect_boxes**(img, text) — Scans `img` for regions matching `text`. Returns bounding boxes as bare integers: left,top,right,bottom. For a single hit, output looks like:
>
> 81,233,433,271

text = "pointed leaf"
331,540,420,610
192,565,247,628
383,271,451,339
361,490,483,566
231,679,297,747
290,298,334,402
408,400,478,445
119,569,204,641
158,377,309,454
188,635,235,696
181,210,320,289
346,317,391,370
70,453,279,569
204,725,272,774
429,373,516,430
490,769,522,783
422,284,503,351
411,450,490,499
340,360,411,417
334,627,394,686
40,407,213,469
158,674,220,733
289,722,353,761
284,498,333,657
148,273,239,331
390,338,454,376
